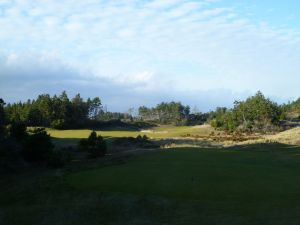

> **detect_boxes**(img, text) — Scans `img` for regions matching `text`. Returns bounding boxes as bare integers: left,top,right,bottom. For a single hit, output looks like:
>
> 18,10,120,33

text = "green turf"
67,145,300,203
2,144,300,225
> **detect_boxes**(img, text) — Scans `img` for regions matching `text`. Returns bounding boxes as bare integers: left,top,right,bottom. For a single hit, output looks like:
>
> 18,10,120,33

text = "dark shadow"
159,143,300,161
228,142,300,152
51,137,82,148
52,136,118,148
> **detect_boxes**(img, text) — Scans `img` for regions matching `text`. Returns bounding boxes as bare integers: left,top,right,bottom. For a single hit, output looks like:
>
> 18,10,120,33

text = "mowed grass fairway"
47,125,214,147
67,146,300,203
3,144,300,225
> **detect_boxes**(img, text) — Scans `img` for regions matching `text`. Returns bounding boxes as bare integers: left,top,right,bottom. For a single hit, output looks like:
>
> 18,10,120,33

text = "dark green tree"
9,122,28,141
87,97,102,119
0,98,5,136
22,128,54,162
210,92,281,132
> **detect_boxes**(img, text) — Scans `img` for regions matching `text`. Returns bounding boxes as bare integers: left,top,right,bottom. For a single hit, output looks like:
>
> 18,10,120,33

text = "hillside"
265,127,300,145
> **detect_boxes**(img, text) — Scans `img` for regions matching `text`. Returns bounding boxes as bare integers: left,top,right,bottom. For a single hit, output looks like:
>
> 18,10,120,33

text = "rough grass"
3,144,300,225
223,127,300,147
264,126,300,145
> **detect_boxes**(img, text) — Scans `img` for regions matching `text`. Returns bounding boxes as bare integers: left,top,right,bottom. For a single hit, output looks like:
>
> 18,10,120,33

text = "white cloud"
0,0,300,109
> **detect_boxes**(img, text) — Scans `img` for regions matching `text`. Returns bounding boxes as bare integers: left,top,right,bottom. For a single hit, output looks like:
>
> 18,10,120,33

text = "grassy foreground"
2,144,300,225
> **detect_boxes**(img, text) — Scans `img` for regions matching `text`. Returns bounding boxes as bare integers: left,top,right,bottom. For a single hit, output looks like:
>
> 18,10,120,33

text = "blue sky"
0,0,299,112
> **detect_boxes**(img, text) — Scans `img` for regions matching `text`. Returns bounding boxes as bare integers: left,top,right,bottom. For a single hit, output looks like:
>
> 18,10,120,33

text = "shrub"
78,131,107,158
136,134,149,141
113,135,157,149
22,128,54,162
142,135,149,140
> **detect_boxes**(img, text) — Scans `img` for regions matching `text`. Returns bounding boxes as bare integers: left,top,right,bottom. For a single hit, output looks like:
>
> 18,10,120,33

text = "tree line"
2,91,300,133
138,102,208,125
3,91,102,129
1,92,209,129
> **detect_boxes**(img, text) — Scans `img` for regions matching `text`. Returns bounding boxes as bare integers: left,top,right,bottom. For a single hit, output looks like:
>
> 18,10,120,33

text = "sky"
0,0,300,112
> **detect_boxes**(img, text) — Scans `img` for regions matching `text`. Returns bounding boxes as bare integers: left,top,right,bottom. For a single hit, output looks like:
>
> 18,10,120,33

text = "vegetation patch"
78,131,107,158
112,135,158,149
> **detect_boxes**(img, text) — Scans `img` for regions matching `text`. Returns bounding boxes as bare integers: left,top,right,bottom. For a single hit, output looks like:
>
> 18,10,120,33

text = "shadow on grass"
228,142,300,152
52,136,117,147
51,136,151,154
51,137,81,148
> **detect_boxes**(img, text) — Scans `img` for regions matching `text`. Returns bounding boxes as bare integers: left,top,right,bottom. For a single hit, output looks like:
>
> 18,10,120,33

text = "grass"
265,126,300,145
47,125,214,147
47,125,214,139
47,125,300,149
67,144,300,202
2,144,300,225
141,124,214,138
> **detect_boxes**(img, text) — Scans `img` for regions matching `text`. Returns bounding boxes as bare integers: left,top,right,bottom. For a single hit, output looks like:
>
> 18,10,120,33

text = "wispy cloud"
0,0,300,109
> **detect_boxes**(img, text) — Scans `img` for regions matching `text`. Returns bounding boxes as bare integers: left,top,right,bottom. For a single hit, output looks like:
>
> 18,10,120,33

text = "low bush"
78,131,107,158
113,135,158,148
22,128,54,162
